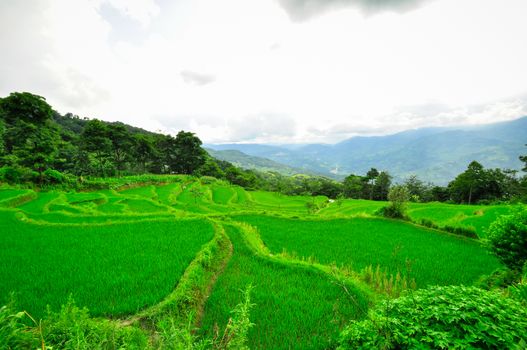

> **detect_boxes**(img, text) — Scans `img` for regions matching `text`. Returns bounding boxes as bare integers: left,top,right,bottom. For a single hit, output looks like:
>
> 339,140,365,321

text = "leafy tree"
80,120,112,176
430,185,450,202
14,125,60,182
0,119,5,158
196,158,225,179
520,146,527,172
133,134,156,173
373,171,391,200
379,185,409,219
0,92,53,125
107,123,135,175
365,168,379,200
172,131,206,174
403,175,433,202
449,161,485,204
154,134,178,173
343,174,363,199
487,209,527,271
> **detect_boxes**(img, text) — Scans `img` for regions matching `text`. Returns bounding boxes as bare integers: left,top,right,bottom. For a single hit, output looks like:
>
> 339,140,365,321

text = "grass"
200,224,368,350
235,215,501,288
0,210,214,319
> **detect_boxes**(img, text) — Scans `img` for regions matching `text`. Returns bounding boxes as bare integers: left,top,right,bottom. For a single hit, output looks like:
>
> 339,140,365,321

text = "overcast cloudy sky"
1,0,527,143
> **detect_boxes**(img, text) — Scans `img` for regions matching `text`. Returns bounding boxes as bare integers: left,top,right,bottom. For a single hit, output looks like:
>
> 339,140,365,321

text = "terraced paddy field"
0,177,520,349
0,210,214,319
319,199,518,237
235,215,501,288
200,224,369,350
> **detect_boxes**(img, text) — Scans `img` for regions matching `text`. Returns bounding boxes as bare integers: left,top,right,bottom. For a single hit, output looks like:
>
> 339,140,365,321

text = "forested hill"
207,117,527,184
0,92,238,184
205,148,321,177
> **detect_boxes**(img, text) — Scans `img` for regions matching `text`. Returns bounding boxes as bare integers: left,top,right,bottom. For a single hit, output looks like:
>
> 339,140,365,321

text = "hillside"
205,148,327,177
207,117,527,184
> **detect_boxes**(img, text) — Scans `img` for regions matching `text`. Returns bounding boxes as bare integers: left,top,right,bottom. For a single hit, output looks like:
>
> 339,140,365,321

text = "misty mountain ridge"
206,116,527,185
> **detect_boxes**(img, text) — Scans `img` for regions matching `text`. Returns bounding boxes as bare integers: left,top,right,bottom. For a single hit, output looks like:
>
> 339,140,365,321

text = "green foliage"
378,185,409,219
0,298,39,349
338,285,527,349
212,285,255,350
42,297,148,349
487,208,527,270
0,92,53,124
43,168,65,184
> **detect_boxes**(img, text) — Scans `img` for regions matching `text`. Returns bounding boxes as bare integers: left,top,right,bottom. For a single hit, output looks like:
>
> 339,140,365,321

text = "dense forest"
1,91,526,204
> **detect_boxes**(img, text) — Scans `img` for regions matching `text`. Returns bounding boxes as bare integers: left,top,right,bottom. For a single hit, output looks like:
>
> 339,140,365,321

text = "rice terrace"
2,0,527,347
1,169,526,348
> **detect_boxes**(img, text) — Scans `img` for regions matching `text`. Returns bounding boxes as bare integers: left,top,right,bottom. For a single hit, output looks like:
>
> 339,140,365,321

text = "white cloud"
106,0,160,27
1,0,526,143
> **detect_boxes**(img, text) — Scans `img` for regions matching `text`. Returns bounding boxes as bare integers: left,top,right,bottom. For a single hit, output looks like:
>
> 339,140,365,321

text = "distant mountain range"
206,117,527,184
205,148,313,176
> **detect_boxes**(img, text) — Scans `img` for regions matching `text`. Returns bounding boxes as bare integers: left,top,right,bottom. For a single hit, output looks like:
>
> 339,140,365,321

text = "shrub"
0,299,39,349
338,285,527,349
379,185,410,219
0,166,21,183
42,297,148,349
487,208,527,271
43,168,65,184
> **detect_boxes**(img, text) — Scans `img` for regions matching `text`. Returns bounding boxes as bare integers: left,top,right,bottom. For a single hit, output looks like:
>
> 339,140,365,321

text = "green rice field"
0,176,519,348
235,215,501,287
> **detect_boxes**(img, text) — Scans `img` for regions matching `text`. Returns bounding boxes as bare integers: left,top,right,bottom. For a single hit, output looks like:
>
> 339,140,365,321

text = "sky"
1,0,527,144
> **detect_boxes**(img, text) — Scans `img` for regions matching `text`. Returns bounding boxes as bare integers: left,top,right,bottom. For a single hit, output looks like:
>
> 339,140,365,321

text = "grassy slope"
0,210,214,319
200,224,368,350
236,215,501,287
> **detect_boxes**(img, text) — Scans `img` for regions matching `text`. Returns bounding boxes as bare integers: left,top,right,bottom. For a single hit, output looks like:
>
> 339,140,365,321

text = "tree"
448,161,485,204
133,134,156,173
154,134,178,173
107,123,134,175
403,175,433,202
14,125,60,182
380,185,410,219
0,92,53,125
80,120,112,176
373,171,392,200
365,168,379,200
520,145,527,172
487,209,527,271
343,174,363,199
172,131,206,174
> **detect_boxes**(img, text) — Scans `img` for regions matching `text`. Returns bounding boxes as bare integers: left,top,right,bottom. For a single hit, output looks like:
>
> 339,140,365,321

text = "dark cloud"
180,70,216,86
277,0,433,22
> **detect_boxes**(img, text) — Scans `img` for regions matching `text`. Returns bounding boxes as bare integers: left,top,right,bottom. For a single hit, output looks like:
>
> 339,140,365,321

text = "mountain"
205,148,325,177
206,117,527,184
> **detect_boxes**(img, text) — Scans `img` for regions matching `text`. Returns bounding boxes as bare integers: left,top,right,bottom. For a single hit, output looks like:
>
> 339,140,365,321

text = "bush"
378,185,410,219
0,166,21,183
42,297,148,349
0,299,39,349
43,168,65,184
338,285,527,349
487,208,527,271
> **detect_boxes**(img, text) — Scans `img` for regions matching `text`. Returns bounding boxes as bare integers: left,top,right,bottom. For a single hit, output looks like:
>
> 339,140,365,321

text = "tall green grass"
200,225,368,350
0,211,214,319
235,215,501,287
